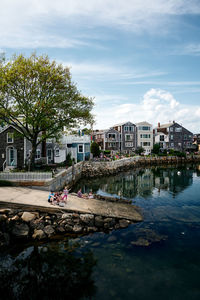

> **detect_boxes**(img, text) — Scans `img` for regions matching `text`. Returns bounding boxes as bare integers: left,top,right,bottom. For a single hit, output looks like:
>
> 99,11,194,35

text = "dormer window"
7,133,14,143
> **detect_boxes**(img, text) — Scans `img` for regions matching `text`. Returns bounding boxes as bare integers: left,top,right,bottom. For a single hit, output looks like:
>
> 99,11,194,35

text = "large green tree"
0,53,94,169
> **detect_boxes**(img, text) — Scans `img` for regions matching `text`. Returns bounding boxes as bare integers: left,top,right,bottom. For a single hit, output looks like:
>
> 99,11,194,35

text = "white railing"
0,172,52,181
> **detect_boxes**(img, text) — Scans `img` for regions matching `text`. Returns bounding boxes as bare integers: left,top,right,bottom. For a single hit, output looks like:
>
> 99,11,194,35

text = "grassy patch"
0,180,14,186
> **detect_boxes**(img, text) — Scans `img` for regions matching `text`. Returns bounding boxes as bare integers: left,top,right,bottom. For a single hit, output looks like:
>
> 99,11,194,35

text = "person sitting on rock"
48,191,54,203
53,192,61,205
77,188,87,198
88,191,94,199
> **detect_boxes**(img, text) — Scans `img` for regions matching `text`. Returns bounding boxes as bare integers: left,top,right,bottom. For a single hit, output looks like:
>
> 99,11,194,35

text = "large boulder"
0,209,11,214
119,219,130,228
80,214,94,226
94,216,104,228
0,214,7,222
44,225,55,237
32,229,46,240
73,225,83,233
21,212,36,222
12,223,29,238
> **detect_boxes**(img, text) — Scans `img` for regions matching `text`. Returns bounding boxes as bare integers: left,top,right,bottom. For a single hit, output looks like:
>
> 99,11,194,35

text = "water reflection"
74,165,196,199
0,240,97,300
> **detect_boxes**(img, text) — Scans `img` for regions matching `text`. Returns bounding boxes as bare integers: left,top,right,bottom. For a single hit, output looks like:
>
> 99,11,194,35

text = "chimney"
173,120,175,124
158,122,160,128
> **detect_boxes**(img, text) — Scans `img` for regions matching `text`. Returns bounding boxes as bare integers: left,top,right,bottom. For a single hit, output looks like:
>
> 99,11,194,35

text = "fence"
0,172,52,181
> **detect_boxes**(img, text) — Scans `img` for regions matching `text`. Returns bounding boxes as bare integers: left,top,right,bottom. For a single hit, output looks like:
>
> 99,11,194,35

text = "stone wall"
82,156,200,178
0,207,133,250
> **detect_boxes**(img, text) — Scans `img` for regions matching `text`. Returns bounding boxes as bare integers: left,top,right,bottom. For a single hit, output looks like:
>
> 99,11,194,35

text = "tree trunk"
30,139,37,171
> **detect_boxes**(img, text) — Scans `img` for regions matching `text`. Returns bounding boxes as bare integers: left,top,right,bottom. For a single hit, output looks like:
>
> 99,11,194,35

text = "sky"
1,0,200,132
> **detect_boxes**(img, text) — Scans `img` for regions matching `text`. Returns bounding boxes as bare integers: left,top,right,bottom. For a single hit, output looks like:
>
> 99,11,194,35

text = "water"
1,164,200,300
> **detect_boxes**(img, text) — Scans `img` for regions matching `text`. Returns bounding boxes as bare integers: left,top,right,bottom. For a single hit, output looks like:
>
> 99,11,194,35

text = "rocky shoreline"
0,207,137,250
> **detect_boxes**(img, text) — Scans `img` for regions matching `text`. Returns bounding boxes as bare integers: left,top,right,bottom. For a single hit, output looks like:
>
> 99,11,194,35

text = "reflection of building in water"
153,168,193,195
79,166,194,199
136,169,154,197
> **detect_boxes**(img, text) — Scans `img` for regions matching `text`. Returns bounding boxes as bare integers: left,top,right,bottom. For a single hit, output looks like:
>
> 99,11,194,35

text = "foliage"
135,147,145,155
152,143,161,154
103,150,111,155
0,53,94,169
66,153,73,166
90,142,100,157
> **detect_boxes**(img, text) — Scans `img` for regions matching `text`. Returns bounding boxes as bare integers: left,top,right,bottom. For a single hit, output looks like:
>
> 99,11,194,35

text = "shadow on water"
0,240,97,300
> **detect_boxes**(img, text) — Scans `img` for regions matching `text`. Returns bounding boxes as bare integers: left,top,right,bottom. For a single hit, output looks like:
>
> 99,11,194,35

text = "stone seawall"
0,207,136,250
82,156,200,178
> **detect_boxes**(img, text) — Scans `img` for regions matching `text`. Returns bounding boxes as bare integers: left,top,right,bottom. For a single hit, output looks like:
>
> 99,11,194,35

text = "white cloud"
1,0,200,48
64,61,167,84
175,43,200,56
93,88,200,132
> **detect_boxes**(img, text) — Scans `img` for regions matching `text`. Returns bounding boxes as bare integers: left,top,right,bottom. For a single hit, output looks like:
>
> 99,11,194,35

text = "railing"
0,172,52,181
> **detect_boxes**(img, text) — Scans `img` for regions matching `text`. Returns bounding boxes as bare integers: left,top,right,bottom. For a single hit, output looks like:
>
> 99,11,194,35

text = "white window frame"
78,144,84,153
125,142,133,147
125,134,133,141
35,149,41,159
7,133,14,143
175,127,182,132
55,148,60,157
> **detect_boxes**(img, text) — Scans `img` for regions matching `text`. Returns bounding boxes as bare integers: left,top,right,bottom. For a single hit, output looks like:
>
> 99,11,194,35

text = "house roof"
135,121,152,126
112,121,135,127
0,124,23,135
157,122,173,129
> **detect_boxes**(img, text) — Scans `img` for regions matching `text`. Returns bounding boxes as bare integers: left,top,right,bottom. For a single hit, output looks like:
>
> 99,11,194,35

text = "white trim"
7,132,14,143
78,144,84,153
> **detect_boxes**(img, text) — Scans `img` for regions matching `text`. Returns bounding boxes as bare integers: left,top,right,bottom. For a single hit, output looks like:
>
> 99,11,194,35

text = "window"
7,133,14,143
143,142,150,146
125,134,133,141
160,135,164,142
175,127,182,132
170,127,174,132
124,126,134,132
85,144,90,152
171,143,174,147
184,135,187,140
125,142,133,147
108,133,116,139
140,134,151,138
35,149,41,159
55,148,60,157
170,135,173,140
78,144,83,153
138,126,150,131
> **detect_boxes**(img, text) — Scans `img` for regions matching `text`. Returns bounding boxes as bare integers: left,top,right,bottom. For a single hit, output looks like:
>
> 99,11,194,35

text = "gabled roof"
113,121,135,127
0,124,23,135
156,122,173,129
135,121,152,126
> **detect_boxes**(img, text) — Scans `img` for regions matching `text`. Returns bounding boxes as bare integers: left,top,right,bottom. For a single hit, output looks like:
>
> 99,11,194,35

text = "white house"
136,121,153,154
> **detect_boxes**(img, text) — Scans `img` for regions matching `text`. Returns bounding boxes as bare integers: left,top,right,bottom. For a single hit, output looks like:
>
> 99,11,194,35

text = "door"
47,149,53,164
7,147,17,166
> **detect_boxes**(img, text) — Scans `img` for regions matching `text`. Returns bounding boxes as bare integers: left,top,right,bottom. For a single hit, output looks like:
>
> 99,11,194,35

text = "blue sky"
1,0,200,132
